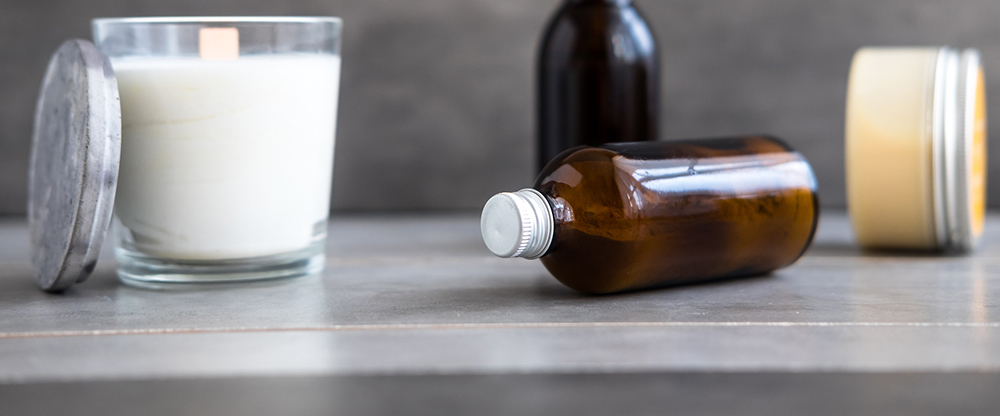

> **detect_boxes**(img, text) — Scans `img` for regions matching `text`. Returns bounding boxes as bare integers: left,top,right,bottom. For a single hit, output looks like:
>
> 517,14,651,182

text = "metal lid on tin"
932,47,985,253
28,39,121,292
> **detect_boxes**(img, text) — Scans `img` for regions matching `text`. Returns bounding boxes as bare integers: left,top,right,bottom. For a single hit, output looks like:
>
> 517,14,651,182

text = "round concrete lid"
28,39,121,292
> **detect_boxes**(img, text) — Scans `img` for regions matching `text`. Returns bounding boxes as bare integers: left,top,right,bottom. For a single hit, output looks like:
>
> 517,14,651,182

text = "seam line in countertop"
2,321,1000,340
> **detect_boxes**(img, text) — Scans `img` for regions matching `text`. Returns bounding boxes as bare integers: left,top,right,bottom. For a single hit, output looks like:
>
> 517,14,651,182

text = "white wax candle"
112,55,341,260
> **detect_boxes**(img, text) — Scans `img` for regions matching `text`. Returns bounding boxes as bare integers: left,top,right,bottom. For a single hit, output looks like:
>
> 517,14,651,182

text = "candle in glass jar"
112,55,341,260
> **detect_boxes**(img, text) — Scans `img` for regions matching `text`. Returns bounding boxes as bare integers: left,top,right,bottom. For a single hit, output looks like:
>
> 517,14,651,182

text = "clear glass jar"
92,17,342,286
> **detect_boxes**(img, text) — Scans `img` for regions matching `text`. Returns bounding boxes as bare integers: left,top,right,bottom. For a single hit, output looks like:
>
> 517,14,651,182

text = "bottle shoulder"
535,146,618,190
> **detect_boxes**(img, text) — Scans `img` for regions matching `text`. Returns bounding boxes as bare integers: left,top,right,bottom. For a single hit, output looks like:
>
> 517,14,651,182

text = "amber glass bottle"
537,0,659,172
482,137,819,294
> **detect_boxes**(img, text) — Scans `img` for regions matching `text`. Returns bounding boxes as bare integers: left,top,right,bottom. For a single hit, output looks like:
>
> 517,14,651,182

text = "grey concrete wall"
2,0,1000,213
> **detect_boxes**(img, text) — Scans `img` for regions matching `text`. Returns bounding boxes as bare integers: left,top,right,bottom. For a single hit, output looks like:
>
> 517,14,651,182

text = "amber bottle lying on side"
481,136,819,294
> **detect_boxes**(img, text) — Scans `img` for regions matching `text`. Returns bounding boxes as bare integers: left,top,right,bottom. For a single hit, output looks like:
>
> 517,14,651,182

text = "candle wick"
199,28,239,61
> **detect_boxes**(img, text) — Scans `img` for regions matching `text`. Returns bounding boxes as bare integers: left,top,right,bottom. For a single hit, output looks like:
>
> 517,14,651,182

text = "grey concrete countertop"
1,212,1000,415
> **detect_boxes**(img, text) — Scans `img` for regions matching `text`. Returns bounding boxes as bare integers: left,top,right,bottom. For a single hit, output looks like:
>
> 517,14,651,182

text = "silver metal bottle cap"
28,39,121,292
480,189,554,260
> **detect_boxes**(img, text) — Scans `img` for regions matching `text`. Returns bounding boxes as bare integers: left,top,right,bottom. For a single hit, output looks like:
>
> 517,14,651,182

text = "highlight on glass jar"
481,137,820,295
845,47,987,252
27,17,342,292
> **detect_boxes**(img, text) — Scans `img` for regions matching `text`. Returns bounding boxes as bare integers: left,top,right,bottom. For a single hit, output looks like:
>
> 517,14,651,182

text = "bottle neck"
566,0,632,6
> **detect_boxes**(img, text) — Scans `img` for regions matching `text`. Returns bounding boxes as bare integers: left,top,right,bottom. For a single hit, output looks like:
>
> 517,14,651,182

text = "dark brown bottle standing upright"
537,0,659,172
482,137,819,295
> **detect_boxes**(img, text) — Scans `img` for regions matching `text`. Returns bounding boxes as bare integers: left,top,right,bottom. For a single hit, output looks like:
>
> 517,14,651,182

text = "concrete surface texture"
2,213,1000,381
4,373,1000,416
2,0,1000,214
2,212,1000,414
